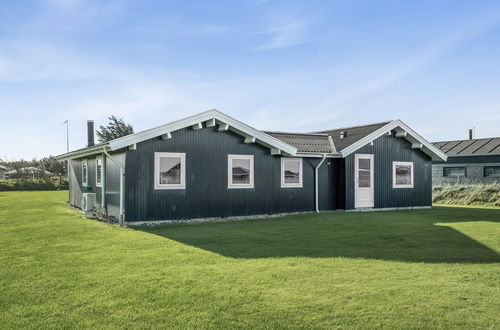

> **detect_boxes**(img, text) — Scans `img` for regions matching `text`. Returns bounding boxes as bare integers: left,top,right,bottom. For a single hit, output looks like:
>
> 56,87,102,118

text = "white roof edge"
55,145,109,161
340,119,448,161
107,109,298,156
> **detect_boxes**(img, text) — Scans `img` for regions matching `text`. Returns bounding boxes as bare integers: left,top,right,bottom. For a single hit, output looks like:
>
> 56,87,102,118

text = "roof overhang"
56,144,109,161
340,119,448,161
56,109,299,161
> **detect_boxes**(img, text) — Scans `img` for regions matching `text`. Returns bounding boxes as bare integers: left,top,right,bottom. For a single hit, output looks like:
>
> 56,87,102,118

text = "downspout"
102,147,125,226
314,154,327,212
101,153,106,217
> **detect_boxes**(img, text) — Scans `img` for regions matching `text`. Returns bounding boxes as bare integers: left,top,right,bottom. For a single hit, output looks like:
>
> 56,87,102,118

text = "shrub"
0,178,69,191
433,184,500,207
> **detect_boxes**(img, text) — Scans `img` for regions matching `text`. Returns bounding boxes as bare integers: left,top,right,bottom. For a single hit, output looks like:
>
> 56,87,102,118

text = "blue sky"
1,0,500,160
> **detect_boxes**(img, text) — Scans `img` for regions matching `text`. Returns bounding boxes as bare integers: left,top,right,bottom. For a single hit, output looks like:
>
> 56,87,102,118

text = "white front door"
355,154,374,208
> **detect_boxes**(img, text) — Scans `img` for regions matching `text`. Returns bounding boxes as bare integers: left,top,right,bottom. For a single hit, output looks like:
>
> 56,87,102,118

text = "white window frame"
228,154,254,189
154,152,186,190
96,156,103,187
281,157,303,188
82,160,88,187
393,161,414,188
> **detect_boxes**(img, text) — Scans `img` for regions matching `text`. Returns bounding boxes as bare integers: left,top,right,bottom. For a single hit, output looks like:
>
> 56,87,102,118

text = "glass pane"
443,167,465,177
159,157,181,184
284,160,300,183
484,166,500,177
96,160,102,183
359,170,370,187
359,158,370,170
82,163,87,182
395,165,411,185
232,158,251,184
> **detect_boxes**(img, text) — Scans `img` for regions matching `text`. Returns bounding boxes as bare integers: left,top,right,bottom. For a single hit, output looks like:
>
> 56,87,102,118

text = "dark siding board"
433,155,500,164
125,127,335,221
345,133,432,209
333,158,346,209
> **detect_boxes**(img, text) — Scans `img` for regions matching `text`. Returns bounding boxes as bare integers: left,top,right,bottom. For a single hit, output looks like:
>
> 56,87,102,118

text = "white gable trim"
107,109,298,156
340,120,447,161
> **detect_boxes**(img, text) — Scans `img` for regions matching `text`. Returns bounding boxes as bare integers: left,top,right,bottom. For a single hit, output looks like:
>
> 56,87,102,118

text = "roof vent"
340,131,347,139
468,128,473,140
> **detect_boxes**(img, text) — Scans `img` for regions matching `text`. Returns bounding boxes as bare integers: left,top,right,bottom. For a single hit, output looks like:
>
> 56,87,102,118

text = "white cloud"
254,19,311,50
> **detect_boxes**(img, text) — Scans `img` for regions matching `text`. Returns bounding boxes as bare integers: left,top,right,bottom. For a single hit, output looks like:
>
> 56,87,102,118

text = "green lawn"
1,191,499,329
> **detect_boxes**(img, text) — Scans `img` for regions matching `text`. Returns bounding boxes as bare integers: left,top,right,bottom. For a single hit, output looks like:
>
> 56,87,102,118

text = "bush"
433,184,500,207
0,178,68,191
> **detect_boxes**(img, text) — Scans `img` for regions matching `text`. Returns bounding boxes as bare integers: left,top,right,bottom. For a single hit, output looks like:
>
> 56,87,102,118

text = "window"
484,166,500,178
358,157,372,188
82,160,88,186
443,167,466,177
96,157,103,187
281,158,302,188
154,152,186,189
393,161,413,188
228,154,254,188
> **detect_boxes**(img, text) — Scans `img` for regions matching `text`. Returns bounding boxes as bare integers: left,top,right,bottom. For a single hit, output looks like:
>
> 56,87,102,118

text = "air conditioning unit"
82,193,97,212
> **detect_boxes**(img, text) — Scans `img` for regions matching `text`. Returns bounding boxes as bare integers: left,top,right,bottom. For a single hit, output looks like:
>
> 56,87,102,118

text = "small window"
281,158,303,188
96,157,103,187
484,166,500,178
154,152,186,189
228,155,254,189
443,167,466,177
82,160,88,186
393,161,413,188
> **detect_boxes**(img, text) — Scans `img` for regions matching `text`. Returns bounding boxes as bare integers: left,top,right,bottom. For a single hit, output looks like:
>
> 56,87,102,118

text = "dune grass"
433,184,500,207
0,191,499,329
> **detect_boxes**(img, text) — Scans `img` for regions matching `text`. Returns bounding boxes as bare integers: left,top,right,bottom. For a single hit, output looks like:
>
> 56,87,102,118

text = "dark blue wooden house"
57,110,447,225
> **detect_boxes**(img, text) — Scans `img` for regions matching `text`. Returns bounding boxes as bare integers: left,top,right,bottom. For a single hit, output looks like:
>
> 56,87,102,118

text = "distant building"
0,165,7,179
5,167,52,180
432,136,500,185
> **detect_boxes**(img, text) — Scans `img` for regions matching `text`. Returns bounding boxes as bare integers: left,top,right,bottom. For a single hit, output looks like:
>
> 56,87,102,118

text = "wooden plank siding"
344,131,432,209
124,126,336,221
68,151,125,219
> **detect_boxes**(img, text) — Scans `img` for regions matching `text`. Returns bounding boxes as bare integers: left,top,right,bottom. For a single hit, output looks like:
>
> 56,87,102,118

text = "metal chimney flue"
87,120,95,147
468,128,473,140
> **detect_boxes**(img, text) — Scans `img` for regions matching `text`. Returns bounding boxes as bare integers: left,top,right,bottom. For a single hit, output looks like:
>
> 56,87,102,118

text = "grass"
0,191,499,329
433,184,500,207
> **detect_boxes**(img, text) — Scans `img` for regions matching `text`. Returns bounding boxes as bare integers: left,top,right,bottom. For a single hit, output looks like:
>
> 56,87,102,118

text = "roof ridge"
313,120,393,133
433,136,500,144
264,131,330,136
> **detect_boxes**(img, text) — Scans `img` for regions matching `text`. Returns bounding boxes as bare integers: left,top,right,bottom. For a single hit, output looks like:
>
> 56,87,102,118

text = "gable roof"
317,120,447,161
264,132,336,154
56,110,446,162
315,121,391,152
433,137,500,157
57,109,299,160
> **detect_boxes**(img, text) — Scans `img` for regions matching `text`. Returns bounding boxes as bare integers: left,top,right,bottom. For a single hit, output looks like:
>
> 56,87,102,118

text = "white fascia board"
340,119,447,161
56,145,109,161
295,153,341,158
108,109,298,156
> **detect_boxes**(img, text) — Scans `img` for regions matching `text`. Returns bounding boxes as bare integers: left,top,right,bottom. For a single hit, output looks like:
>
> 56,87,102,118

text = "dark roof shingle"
265,132,334,153
314,121,392,152
432,137,500,156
